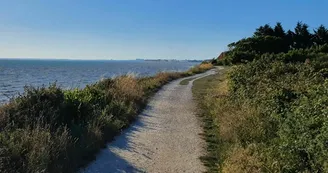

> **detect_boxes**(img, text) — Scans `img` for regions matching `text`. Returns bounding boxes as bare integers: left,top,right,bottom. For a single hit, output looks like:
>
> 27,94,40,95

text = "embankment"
0,63,212,173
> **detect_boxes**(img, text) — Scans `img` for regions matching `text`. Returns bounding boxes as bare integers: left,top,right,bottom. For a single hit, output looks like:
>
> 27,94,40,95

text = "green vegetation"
0,63,213,173
215,22,328,65
193,70,228,172
179,77,196,85
197,22,328,172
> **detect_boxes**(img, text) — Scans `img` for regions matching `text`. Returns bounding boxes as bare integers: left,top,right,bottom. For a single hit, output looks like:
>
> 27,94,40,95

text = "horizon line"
0,57,206,61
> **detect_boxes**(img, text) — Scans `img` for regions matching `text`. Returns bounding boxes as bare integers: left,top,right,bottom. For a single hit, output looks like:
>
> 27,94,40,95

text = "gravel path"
81,69,217,173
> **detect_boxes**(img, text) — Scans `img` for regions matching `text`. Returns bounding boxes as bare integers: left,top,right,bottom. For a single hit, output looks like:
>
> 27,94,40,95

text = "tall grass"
198,52,328,172
0,63,213,173
206,22,328,173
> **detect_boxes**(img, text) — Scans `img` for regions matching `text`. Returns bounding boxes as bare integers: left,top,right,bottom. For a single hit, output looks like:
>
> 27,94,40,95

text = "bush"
198,54,328,172
0,127,72,173
225,59,328,172
0,84,65,130
0,63,212,173
203,22,328,172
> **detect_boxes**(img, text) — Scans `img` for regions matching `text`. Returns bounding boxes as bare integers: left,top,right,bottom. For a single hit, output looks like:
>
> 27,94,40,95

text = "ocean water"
0,59,199,103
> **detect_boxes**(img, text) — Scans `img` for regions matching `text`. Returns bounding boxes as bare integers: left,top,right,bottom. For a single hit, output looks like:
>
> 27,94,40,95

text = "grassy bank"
202,61,328,172
194,67,267,172
0,63,212,173
197,61,328,172
221,59,328,172
198,22,328,172
192,67,229,173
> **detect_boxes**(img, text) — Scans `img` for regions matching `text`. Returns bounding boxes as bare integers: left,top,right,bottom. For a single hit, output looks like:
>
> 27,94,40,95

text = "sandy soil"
81,69,216,173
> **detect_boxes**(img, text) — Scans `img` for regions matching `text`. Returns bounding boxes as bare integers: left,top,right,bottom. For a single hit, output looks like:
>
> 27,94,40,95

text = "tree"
222,22,328,64
313,25,328,45
274,22,286,38
293,21,313,49
285,30,295,49
254,24,275,37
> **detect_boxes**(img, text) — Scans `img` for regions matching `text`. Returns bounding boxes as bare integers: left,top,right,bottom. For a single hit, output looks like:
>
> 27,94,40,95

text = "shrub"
0,126,72,173
204,22,328,172
0,84,68,130
0,63,212,172
225,59,328,172
198,55,328,172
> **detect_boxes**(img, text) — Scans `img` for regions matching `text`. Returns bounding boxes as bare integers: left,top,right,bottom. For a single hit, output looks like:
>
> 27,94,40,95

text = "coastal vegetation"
192,68,228,172
197,22,328,172
0,63,212,173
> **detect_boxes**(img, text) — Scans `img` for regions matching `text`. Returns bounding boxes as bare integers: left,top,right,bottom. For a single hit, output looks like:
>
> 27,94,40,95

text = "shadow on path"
81,106,155,173
81,70,216,173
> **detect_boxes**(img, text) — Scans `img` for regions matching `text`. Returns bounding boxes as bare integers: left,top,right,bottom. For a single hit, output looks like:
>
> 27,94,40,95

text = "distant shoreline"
0,58,205,62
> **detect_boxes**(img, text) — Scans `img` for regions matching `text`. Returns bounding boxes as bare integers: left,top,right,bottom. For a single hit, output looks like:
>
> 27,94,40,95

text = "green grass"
192,74,219,96
192,67,228,97
179,77,196,85
192,68,228,173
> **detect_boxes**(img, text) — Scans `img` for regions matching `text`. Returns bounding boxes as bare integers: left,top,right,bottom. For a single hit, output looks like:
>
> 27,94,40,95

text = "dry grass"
190,63,214,74
215,102,264,145
214,78,228,95
192,70,226,172
222,145,262,173
109,75,144,101
193,67,266,173
199,63,214,69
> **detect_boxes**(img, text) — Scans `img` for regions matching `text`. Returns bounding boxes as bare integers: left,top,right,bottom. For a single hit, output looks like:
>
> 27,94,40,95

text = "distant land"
0,58,207,62
135,58,204,62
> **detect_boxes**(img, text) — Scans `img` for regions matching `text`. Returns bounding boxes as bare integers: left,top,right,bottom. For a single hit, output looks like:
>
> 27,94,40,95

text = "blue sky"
0,0,327,60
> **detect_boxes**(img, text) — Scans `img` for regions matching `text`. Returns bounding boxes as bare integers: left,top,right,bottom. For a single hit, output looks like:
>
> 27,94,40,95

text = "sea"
0,59,199,104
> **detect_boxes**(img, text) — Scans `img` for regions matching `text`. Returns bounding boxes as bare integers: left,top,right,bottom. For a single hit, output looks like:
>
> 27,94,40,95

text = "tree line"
217,22,328,64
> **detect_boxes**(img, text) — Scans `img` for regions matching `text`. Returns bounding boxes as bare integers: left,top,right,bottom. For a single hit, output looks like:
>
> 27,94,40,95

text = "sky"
0,0,327,60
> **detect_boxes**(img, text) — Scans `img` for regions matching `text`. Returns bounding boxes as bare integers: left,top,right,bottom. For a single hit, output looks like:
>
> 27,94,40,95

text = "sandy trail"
81,69,216,173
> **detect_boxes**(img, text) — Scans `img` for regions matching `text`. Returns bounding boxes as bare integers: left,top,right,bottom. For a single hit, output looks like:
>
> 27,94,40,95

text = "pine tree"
313,25,328,45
